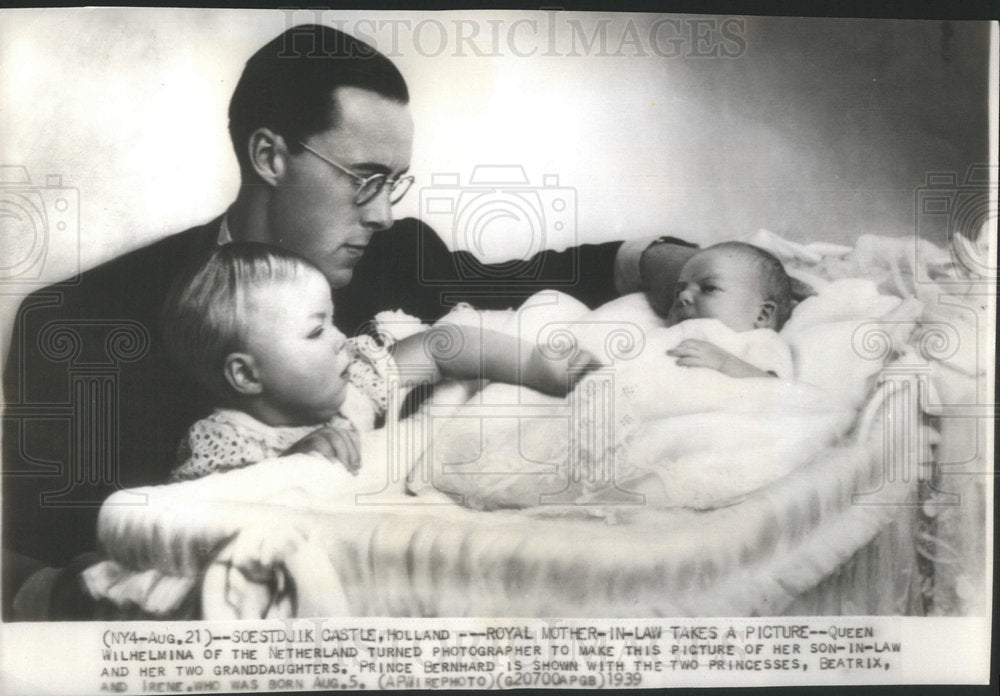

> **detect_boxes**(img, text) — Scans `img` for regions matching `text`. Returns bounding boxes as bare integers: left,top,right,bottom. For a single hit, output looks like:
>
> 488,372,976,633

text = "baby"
161,242,590,482
660,241,794,379
419,241,801,511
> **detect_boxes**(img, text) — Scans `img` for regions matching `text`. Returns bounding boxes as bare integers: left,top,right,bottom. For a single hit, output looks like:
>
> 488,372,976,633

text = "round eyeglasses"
297,141,415,206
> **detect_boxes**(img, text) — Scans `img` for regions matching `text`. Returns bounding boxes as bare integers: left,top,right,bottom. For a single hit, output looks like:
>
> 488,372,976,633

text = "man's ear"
247,128,288,187
754,301,777,329
223,352,263,396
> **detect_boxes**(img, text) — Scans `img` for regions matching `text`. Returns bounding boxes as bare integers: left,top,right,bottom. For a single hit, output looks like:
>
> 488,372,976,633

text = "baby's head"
666,241,793,331
162,243,351,426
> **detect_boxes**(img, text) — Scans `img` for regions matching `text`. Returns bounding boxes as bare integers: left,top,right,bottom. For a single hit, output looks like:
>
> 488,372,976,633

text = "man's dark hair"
228,24,409,176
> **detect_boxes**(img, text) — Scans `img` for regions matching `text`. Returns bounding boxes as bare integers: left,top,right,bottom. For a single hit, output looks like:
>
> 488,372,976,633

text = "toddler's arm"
283,423,361,474
391,323,600,397
667,339,776,378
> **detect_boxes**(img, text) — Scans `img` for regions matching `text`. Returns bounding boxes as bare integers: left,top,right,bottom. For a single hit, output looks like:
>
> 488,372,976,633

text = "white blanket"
421,295,859,511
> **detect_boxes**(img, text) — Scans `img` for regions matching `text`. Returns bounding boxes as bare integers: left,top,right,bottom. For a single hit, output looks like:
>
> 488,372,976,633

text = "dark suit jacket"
2,216,623,569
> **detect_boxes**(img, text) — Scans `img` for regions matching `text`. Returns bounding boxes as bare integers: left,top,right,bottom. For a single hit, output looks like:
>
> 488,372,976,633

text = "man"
2,24,695,618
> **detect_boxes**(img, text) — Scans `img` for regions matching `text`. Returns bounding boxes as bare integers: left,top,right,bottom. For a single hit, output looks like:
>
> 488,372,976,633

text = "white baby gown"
418,292,846,512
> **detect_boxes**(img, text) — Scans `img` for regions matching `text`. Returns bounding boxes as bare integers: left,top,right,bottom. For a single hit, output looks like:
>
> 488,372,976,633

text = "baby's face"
244,270,351,425
666,248,768,331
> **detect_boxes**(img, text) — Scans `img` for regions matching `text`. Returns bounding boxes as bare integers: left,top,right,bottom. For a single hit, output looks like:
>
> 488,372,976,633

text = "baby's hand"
668,340,774,378
667,339,732,371
284,424,361,475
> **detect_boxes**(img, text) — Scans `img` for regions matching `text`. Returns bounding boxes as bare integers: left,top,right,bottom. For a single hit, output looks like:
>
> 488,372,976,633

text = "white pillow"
781,279,919,409
782,278,901,332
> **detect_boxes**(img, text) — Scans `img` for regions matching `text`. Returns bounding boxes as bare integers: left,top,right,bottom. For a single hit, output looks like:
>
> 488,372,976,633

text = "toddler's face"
244,270,351,425
666,248,768,331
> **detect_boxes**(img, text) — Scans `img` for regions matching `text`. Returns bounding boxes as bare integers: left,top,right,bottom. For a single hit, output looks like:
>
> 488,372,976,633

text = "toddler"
162,243,591,482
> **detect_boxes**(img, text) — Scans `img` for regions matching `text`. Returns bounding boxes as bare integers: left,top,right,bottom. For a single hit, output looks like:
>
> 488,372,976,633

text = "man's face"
267,86,414,289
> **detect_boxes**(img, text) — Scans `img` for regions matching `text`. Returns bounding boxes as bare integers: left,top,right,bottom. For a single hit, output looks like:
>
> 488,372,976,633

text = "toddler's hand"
525,345,602,396
639,240,699,318
284,424,361,475
667,339,731,371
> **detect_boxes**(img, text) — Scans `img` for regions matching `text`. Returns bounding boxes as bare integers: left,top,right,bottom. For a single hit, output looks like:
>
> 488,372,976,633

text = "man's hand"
523,345,602,396
284,424,361,475
667,339,773,378
640,240,699,317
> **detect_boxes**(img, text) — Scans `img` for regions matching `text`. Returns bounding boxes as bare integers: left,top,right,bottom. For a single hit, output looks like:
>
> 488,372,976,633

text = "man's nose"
359,187,394,232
